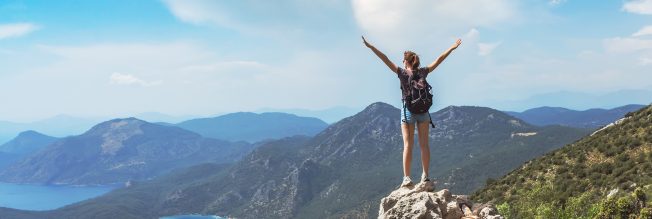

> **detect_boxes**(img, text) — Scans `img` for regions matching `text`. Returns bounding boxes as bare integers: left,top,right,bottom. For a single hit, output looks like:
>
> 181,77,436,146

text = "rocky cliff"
379,182,503,219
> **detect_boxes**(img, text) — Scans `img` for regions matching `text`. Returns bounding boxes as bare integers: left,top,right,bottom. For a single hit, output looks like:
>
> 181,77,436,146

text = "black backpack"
402,70,435,128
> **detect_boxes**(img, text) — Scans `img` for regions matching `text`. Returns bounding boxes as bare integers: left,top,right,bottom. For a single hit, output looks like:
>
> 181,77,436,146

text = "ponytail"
404,50,420,70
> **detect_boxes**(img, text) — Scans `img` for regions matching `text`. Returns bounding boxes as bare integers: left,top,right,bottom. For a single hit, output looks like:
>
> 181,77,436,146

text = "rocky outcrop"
379,181,503,219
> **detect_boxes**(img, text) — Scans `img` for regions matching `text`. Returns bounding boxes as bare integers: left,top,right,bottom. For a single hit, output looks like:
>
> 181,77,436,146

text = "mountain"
490,89,652,111
0,130,58,169
472,105,652,218
505,104,646,129
0,118,253,185
254,106,361,124
134,112,196,124
176,112,328,143
0,115,102,145
0,130,58,155
0,103,589,218
0,152,17,170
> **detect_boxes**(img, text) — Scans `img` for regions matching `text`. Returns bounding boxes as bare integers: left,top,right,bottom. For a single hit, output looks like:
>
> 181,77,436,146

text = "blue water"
0,182,118,210
160,215,225,219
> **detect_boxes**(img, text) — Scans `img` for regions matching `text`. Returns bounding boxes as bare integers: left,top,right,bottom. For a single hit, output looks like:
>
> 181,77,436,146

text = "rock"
478,205,504,219
379,181,504,219
607,188,619,198
445,201,465,219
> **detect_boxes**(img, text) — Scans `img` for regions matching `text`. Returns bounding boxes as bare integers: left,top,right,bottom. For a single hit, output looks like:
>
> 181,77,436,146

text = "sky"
1,0,652,122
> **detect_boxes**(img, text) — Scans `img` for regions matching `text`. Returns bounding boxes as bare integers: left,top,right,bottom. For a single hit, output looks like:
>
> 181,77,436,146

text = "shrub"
635,188,647,203
577,153,587,163
640,207,652,219
535,202,557,219
496,202,511,219
617,196,635,219
597,198,617,218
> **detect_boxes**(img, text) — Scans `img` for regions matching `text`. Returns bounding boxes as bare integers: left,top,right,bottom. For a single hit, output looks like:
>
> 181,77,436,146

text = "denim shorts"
400,102,430,125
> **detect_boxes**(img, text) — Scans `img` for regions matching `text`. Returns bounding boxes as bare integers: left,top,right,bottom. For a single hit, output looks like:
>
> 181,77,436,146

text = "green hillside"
472,105,652,219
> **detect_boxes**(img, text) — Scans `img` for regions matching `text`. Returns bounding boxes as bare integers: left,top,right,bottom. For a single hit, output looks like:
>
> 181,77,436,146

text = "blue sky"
1,0,652,121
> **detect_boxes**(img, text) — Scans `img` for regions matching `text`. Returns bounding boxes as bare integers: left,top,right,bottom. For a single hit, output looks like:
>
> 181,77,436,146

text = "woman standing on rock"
362,36,461,187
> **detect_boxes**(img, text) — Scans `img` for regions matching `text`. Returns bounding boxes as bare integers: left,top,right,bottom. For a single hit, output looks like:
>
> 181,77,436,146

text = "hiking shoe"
401,176,414,187
420,173,430,183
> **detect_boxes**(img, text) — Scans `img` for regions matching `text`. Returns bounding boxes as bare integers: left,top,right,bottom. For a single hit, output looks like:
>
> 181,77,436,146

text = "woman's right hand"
451,38,461,49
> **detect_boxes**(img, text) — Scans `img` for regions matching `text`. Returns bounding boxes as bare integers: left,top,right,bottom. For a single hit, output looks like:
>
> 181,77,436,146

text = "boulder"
379,181,504,219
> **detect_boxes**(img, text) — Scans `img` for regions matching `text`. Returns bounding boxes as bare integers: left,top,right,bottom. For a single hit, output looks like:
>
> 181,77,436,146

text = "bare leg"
417,121,430,178
401,123,415,177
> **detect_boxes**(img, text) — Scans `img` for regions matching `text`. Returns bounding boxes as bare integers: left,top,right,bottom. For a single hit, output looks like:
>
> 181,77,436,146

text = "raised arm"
427,38,461,73
362,36,398,74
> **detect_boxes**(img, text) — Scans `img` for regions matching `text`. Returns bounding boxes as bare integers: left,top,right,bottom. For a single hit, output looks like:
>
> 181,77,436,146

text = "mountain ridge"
0,102,591,218
0,130,57,155
176,112,328,143
0,117,253,185
505,104,646,129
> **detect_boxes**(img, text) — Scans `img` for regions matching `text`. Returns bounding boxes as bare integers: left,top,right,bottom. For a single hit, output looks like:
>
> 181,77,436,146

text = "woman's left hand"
362,36,372,48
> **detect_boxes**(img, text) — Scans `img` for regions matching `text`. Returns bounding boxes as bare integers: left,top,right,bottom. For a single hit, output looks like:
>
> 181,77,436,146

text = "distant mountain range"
473,104,652,218
175,112,328,143
0,115,101,145
490,89,652,111
0,130,58,155
254,106,360,123
0,102,591,218
505,104,646,129
0,131,58,169
0,118,253,185
4,103,639,146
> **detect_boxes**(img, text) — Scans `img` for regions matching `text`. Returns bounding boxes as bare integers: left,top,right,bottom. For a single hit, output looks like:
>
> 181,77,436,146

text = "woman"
362,36,461,187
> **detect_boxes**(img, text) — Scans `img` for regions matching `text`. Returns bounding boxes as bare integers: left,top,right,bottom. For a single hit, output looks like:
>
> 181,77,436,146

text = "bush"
635,188,647,203
577,153,587,163
496,202,511,219
640,207,652,219
535,202,558,218
597,198,617,218
564,192,595,219
617,196,635,219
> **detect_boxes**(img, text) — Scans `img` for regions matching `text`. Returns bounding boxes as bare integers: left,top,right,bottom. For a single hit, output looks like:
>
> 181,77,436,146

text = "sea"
0,182,118,210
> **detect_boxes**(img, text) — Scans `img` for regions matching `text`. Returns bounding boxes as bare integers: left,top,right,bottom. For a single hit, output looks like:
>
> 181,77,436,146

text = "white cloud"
463,28,480,40
109,73,162,87
633,25,652,37
549,0,566,6
161,0,350,39
0,23,39,40
477,42,502,56
623,0,652,14
179,61,266,73
603,37,652,53
162,0,234,28
453,54,652,106
639,57,652,65
1,41,369,118
352,0,518,50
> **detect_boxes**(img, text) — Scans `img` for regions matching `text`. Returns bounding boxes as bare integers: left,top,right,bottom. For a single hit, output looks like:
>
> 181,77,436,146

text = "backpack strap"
428,112,435,128
402,100,408,123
